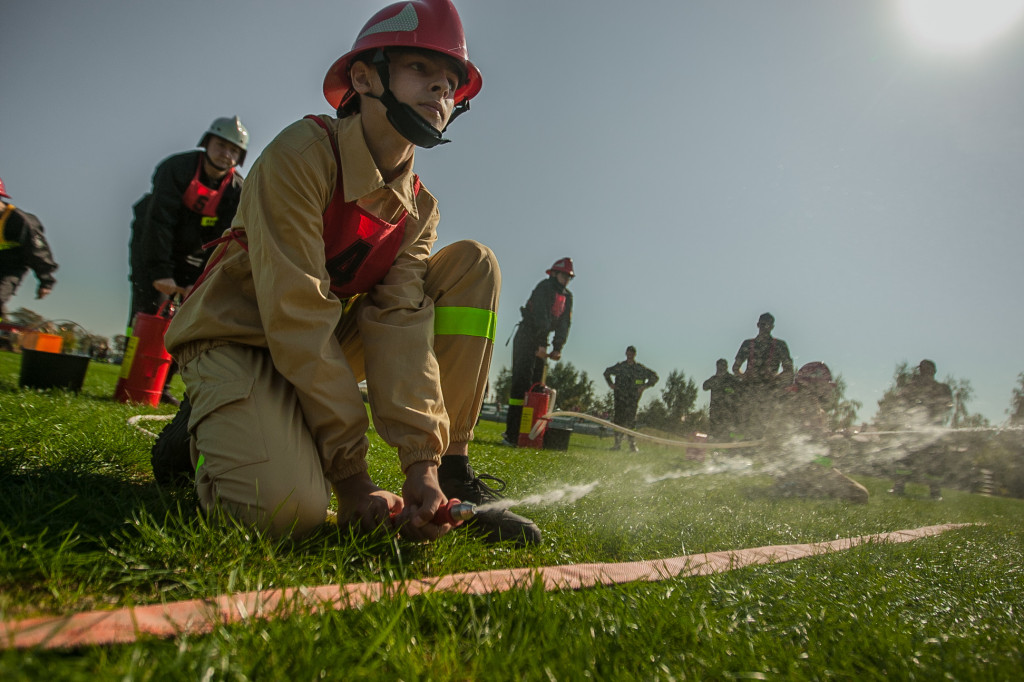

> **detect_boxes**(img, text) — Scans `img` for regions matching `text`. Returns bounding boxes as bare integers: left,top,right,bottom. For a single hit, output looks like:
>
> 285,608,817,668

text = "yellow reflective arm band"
434,306,496,342
509,398,525,406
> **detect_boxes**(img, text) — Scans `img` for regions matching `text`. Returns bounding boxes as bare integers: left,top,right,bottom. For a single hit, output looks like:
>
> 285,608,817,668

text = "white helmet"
198,116,249,164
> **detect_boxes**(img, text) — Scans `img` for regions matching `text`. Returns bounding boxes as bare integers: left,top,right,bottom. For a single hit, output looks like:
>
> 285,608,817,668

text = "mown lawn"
1,350,1022,680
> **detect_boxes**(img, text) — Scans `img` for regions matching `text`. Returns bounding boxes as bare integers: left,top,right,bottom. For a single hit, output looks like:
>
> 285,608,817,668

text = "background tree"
873,361,913,429
638,398,671,431
948,376,989,428
1009,373,1024,425
592,390,614,419
545,362,596,412
661,370,698,422
637,369,702,434
826,374,862,431
7,307,45,328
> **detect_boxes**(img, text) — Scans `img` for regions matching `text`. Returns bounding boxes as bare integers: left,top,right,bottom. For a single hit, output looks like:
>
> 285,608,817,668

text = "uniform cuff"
399,447,441,473
323,458,369,485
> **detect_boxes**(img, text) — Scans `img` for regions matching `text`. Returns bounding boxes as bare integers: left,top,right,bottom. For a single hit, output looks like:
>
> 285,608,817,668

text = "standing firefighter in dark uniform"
732,312,794,438
703,358,740,440
128,116,248,405
503,258,574,446
889,359,954,500
0,177,58,322
604,345,659,452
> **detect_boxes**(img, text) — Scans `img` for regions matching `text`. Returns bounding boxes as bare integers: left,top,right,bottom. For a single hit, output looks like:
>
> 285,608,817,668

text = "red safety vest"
306,115,419,298
181,157,234,217
551,293,566,319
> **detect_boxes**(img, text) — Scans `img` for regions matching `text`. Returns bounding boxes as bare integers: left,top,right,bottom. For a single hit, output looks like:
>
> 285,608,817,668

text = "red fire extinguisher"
114,300,176,406
518,383,552,449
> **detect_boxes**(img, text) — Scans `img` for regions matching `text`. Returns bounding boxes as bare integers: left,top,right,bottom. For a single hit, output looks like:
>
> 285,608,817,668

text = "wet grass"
2,350,1023,679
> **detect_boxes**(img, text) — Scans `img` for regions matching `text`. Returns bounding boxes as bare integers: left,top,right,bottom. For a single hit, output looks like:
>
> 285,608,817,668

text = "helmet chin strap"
366,50,469,149
203,150,234,174
204,156,230,173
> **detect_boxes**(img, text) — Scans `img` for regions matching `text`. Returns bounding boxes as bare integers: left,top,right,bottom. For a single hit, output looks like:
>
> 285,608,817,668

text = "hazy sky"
3,0,1023,423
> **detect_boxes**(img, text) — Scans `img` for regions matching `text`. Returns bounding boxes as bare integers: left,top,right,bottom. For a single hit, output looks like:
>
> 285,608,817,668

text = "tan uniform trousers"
182,240,499,537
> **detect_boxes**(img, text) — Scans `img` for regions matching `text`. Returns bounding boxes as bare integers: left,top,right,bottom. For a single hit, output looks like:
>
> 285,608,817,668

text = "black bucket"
19,349,91,392
543,426,573,451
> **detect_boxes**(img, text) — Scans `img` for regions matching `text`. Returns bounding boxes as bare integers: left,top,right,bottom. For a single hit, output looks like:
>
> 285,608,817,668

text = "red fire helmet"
0,176,9,199
795,361,834,386
323,0,483,110
546,257,575,277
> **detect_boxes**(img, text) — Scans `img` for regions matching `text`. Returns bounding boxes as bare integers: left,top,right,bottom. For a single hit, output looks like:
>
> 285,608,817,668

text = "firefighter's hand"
332,472,403,533
35,286,52,300
152,278,185,297
535,346,548,359
395,461,451,541
549,350,562,361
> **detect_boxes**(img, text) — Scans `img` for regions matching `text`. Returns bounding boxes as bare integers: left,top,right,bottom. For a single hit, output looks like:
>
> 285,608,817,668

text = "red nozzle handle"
433,498,461,526
432,498,476,526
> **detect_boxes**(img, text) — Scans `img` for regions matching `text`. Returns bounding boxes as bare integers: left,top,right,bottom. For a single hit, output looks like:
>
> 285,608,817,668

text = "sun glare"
898,0,1024,51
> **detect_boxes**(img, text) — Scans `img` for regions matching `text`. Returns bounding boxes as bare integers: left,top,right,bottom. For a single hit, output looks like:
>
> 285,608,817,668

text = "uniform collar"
336,115,419,219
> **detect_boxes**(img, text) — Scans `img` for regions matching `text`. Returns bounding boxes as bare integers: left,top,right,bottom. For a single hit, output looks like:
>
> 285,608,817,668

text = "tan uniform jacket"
165,114,449,481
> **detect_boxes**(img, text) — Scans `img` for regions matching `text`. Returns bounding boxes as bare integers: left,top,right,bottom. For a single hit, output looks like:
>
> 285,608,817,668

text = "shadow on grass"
0,463,192,544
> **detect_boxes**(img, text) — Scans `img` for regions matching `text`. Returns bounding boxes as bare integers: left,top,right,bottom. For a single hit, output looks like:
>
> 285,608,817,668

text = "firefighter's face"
353,50,459,132
205,137,243,173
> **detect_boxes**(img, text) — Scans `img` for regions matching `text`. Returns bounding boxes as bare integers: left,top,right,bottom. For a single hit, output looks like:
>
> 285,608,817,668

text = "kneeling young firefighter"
503,258,574,446
163,0,540,546
770,362,869,504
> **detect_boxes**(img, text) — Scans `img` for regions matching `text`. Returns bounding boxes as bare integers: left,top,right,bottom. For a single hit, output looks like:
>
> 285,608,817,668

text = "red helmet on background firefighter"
795,361,833,386
788,361,836,401
546,257,575,278
0,176,10,200
322,0,482,148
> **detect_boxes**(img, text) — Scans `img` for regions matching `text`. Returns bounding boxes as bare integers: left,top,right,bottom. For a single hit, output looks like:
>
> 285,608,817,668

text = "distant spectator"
603,345,659,452
732,312,794,437
889,359,953,500
702,359,740,440
0,177,58,323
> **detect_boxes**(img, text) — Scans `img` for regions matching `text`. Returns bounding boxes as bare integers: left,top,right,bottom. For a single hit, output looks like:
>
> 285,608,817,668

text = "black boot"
437,458,541,546
503,403,523,446
152,395,193,487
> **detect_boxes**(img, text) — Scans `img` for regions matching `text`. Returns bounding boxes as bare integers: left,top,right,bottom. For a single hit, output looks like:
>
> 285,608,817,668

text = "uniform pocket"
184,348,269,475
187,377,254,430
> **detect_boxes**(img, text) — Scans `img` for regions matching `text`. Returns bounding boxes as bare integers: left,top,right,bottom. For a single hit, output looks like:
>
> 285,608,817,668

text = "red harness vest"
551,293,566,319
181,157,234,217
306,115,419,298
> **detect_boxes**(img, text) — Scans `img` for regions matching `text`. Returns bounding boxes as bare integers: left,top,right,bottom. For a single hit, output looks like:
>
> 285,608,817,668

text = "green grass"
2,350,1023,680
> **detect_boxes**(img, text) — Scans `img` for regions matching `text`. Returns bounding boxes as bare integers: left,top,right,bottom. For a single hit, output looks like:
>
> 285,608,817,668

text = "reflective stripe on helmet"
323,0,482,109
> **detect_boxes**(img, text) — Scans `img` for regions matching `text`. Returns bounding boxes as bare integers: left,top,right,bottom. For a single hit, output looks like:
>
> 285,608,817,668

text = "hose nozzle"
432,498,477,526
